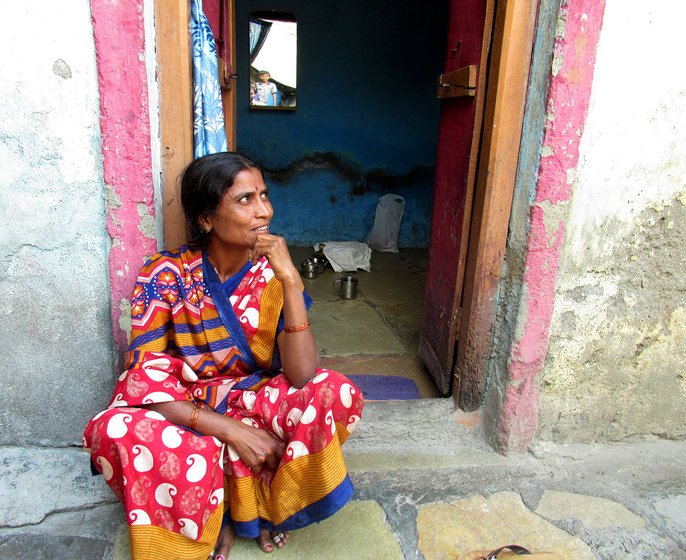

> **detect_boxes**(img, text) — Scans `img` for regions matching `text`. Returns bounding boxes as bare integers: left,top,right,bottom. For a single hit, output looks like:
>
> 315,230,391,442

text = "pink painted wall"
496,0,606,452
90,0,158,355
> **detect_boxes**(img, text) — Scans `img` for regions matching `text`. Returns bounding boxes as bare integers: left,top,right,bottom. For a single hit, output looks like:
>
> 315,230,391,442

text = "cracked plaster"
539,194,686,442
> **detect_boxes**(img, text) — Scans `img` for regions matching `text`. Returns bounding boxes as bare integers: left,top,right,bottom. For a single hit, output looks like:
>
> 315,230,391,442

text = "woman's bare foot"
209,523,234,560
256,528,290,553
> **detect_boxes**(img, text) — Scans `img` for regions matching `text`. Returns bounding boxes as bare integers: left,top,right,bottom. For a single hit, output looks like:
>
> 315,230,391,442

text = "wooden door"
421,0,539,402
419,0,496,395
454,0,538,409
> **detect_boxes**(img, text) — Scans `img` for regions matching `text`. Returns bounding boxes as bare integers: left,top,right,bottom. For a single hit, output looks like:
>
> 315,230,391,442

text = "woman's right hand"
222,417,285,471
143,400,285,471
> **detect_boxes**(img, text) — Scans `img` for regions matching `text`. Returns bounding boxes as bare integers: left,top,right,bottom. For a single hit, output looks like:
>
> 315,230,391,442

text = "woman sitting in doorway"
84,152,364,560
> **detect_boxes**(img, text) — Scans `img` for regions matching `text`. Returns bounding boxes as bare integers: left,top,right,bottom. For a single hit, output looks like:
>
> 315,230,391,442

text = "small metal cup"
311,256,327,274
333,275,358,299
301,259,318,279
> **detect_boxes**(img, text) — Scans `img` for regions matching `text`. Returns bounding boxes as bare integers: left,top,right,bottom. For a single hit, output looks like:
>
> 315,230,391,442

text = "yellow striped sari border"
128,501,222,560
249,278,283,368
228,429,348,525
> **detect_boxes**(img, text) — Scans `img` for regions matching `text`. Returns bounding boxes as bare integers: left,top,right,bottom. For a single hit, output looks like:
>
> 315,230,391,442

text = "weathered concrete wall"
537,0,686,441
0,1,114,446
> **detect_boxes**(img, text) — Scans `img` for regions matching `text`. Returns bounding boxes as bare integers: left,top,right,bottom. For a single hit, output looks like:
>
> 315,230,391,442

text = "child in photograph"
254,70,278,106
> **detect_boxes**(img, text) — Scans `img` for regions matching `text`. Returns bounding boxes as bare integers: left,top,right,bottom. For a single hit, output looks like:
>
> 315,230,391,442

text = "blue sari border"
202,255,259,371
232,474,355,538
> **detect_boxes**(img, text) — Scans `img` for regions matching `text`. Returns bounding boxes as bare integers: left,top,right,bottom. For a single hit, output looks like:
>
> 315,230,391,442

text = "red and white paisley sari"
83,246,363,560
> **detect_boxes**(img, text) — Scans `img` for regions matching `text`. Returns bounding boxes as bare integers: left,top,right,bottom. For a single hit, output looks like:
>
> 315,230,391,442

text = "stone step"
2,403,685,559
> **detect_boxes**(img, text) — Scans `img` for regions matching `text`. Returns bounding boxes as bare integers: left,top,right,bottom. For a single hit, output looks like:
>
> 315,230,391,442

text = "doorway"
155,0,539,406
290,246,441,400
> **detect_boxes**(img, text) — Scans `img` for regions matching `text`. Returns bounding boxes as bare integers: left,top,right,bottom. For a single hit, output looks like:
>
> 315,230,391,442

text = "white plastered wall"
538,0,686,441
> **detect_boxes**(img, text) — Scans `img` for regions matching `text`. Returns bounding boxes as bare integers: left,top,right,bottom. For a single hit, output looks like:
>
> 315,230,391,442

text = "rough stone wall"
0,2,113,446
537,1,686,441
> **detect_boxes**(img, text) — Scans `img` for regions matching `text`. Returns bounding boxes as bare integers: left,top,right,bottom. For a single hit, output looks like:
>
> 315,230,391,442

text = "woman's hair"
180,152,263,246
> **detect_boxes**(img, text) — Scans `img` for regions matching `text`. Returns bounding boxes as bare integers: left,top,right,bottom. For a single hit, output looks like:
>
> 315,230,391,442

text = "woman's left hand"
253,233,319,388
252,234,299,285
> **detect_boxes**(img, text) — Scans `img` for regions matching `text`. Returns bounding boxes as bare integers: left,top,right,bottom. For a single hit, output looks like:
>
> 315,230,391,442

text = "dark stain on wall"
264,151,434,195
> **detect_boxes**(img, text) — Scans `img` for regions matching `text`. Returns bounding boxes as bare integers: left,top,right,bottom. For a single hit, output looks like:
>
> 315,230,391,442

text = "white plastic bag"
365,194,405,252
314,241,372,272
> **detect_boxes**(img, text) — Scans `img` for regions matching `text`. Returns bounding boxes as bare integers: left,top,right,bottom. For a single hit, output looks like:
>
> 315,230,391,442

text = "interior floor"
289,246,441,398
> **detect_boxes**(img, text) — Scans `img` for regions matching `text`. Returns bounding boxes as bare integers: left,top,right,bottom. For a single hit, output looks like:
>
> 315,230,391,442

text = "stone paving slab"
416,492,597,560
356,271,426,305
536,490,646,530
368,251,411,271
373,302,423,357
0,534,107,560
312,301,406,356
301,269,348,302
113,500,403,560
0,447,114,527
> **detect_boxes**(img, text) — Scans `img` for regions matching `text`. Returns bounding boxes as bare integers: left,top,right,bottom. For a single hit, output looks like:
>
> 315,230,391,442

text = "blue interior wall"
235,0,448,247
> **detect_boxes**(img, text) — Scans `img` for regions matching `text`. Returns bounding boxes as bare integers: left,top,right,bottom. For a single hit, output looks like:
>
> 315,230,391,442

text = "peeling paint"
551,7,568,77
538,199,569,247
496,0,606,452
118,297,132,340
91,0,159,354
137,202,157,238
52,59,72,79
103,183,123,210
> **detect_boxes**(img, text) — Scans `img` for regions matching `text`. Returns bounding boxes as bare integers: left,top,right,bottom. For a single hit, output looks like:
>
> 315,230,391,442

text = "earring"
203,225,212,234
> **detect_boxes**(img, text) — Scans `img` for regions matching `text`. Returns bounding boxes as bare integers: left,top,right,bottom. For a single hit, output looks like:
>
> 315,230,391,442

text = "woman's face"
203,167,273,251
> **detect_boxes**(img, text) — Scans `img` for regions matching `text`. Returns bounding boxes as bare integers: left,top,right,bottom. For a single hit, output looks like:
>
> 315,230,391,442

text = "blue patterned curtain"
190,0,228,158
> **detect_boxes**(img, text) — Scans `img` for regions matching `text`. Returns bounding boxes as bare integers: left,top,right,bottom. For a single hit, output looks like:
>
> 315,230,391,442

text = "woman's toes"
211,523,234,560
271,531,289,549
256,528,274,553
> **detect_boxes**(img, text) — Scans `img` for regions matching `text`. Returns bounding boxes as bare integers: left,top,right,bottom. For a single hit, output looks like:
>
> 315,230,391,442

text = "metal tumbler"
301,259,318,279
333,275,358,299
